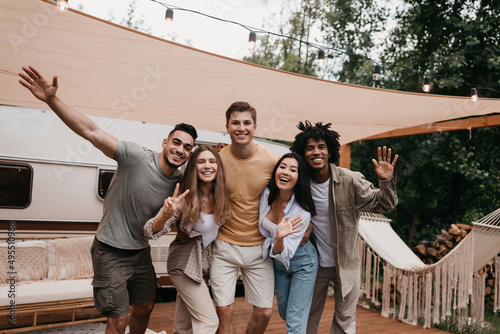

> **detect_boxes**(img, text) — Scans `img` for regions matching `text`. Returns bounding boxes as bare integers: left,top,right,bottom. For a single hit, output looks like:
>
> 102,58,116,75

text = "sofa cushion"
0,278,93,306
47,237,94,280
0,240,47,283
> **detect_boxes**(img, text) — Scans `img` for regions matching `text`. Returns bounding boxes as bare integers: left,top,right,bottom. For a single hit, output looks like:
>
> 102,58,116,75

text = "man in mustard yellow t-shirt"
210,101,279,334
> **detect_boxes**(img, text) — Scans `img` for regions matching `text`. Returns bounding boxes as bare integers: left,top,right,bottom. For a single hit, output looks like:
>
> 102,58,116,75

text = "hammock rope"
358,208,500,328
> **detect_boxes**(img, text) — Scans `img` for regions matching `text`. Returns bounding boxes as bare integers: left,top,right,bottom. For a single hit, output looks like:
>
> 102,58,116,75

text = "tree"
243,0,322,77
381,0,500,98
350,127,500,246
319,0,390,85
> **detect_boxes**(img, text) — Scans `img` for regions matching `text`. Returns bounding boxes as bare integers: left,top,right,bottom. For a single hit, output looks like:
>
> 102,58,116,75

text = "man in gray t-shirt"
19,66,197,334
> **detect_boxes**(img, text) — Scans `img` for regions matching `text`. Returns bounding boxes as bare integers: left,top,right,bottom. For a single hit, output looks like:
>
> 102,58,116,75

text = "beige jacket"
322,164,398,298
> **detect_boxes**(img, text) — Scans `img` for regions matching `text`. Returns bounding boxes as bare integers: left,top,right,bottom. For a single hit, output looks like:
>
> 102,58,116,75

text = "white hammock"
358,208,500,328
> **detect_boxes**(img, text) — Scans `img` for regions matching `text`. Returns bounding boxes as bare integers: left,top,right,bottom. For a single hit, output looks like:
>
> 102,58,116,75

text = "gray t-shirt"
96,140,180,250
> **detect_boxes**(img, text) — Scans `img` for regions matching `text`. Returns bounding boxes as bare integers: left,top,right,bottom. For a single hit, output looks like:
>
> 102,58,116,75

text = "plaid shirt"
144,208,219,284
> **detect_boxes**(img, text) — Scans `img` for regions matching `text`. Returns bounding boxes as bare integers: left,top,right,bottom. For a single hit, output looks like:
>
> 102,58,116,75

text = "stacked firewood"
413,223,473,264
413,223,497,308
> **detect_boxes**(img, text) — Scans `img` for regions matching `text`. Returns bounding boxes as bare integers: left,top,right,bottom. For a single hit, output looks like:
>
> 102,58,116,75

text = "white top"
310,180,335,267
259,187,311,270
192,212,220,248
261,216,277,235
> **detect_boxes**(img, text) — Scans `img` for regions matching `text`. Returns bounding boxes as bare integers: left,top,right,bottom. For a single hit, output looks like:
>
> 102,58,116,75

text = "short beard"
164,151,184,169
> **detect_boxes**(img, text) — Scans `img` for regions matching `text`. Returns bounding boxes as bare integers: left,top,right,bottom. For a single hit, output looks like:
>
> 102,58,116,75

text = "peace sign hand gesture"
372,146,398,180
162,183,189,218
151,184,189,234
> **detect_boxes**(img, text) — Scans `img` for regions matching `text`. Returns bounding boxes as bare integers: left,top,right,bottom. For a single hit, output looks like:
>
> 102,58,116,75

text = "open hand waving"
276,216,304,241
372,146,398,180
19,66,58,103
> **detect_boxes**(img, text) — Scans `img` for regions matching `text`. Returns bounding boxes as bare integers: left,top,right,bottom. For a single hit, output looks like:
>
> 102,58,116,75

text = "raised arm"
18,66,117,158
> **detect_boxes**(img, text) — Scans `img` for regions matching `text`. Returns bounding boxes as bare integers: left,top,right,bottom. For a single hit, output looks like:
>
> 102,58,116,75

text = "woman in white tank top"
144,145,230,334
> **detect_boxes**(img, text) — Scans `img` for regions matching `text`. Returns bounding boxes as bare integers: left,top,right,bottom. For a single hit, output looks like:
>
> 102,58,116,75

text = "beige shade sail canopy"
1,0,499,144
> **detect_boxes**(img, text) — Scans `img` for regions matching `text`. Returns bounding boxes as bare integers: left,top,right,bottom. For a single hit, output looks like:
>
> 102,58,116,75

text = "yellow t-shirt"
218,144,279,246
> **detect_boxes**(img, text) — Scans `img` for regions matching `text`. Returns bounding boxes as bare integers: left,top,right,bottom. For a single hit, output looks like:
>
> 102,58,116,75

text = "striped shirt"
259,187,311,270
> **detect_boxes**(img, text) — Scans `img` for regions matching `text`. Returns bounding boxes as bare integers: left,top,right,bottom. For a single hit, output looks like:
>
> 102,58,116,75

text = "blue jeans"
274,240,318,334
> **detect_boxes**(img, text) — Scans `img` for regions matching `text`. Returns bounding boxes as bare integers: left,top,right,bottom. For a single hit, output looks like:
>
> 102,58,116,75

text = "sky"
69,0,283,60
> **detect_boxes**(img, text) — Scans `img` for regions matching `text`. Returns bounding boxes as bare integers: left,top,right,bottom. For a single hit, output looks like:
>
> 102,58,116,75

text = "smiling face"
196,150,218,183
275,157,299,192
226,110,257,146
304,138,330,172
162,130,194,169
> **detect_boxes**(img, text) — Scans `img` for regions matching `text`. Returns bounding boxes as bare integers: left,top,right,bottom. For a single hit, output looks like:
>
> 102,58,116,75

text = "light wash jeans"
273,240,318,334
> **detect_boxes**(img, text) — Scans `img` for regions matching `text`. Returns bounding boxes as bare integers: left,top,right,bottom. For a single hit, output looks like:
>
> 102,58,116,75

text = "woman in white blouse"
259,152,318,334
144,145,230,334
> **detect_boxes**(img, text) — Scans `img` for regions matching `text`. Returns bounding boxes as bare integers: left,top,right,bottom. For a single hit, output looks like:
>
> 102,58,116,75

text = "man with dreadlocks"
290,121,398,334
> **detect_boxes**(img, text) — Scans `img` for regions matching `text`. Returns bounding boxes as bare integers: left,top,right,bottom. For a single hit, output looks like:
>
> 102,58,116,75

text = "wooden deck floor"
148,296,450,333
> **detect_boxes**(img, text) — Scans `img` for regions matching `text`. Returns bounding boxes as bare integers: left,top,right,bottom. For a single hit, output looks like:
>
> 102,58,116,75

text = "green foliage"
108,0,152,34
243,1,322,76
320,0,389,84
351,127,500,245
382,0,500,97
433,310,500,333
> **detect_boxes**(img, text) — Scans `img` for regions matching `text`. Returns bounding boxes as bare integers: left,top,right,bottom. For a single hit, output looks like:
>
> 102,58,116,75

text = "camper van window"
0,163,33,209
98,169,115,200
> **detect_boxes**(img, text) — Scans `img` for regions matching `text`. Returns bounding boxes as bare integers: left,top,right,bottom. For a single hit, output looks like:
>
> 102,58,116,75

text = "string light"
471,88,478,102
373,64,381,81
423,77,431,93
248,31,257,51
149,0,500,98
164,8,174,25
57,0,69,12
317,50,325,68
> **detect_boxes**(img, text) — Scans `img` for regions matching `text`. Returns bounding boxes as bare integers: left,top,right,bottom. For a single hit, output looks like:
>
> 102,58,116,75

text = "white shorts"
210,239,274,308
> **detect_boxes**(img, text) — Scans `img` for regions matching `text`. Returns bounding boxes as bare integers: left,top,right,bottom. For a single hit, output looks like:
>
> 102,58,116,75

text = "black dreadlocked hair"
290,121,341,164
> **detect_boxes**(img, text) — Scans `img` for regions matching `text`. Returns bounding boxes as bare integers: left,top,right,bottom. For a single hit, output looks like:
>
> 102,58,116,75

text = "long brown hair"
178,145,230,225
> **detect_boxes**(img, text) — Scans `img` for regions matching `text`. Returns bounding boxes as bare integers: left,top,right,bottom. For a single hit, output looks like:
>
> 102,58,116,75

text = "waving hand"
19,66,58,103
372,146,398,180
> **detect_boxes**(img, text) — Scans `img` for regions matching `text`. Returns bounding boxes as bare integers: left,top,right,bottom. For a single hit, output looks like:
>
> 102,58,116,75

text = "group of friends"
19,66,399,334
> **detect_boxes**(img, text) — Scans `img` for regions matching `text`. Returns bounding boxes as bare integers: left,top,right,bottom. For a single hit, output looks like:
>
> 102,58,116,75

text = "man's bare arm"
19,66,117,158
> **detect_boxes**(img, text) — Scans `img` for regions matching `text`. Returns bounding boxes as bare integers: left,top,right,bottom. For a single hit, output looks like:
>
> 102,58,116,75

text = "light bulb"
164,8,174,27
57,0,69,12
423,77,431,93
248,31,257,51
471,88,478,102
317,50,325,68
373,64,381,81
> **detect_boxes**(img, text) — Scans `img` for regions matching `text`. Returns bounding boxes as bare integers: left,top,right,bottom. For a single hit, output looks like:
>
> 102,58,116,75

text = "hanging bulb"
373,64,381,81
471,88,478,102
317,50,325,68
164,8,174,27
423,77,431,93
248,31,257,51
57,0,69,12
